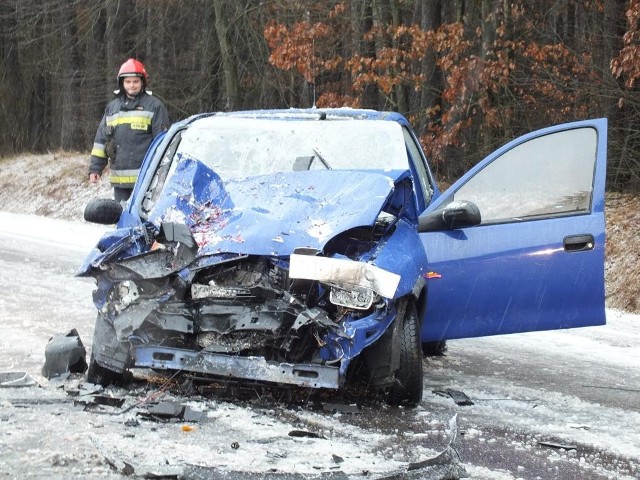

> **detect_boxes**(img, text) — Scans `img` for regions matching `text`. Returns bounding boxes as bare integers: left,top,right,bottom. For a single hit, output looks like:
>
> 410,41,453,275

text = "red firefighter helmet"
117,58,148,85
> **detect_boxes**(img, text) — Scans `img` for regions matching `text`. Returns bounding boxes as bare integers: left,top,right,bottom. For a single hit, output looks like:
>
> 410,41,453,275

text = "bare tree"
213,0,238,110
0,0,635,193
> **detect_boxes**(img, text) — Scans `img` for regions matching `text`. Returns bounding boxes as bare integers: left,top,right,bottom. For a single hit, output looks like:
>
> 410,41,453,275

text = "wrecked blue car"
79,109,608,406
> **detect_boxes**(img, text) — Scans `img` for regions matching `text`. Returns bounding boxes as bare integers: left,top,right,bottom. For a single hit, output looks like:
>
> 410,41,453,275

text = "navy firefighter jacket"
88,91,170,188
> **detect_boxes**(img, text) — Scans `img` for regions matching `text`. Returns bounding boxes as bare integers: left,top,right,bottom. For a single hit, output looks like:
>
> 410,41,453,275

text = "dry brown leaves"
606,193,640,313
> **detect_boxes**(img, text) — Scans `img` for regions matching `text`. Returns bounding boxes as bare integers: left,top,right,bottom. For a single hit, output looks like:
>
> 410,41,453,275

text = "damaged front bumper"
134,345,341,389
85,223,405,392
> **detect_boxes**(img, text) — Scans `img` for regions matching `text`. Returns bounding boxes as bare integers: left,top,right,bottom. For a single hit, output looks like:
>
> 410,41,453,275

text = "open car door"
418,119,607,341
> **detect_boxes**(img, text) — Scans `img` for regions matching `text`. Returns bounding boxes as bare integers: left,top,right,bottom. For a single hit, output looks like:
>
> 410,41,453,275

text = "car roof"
184,108,408,124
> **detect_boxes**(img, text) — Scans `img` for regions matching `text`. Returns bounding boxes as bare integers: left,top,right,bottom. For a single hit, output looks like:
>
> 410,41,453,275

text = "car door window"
452,127,597,224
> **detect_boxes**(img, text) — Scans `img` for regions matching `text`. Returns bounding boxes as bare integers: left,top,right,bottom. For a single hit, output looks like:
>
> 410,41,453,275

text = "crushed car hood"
146,158,400,256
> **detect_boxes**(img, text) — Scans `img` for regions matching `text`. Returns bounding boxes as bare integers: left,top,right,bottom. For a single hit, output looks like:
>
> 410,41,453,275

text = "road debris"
288,429,327,439
41,329,87,379
0,371,36,388
320,402,360,414
433,388,475,406
537,440,578,450
140,401,207,422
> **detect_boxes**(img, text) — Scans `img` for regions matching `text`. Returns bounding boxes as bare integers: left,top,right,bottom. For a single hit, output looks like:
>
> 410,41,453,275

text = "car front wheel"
387,299,423,406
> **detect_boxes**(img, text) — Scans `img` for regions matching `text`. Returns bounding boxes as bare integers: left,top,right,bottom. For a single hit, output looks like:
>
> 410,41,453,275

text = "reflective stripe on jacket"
110,168,140,185
88,91,169,188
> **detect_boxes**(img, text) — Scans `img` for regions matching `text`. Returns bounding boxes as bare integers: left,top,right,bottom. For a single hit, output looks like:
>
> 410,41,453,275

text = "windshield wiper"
312,148,331,170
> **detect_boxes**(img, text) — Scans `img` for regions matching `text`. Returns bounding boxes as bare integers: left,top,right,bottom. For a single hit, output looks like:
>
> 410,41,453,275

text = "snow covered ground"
0,211,638,479
0,149,638,480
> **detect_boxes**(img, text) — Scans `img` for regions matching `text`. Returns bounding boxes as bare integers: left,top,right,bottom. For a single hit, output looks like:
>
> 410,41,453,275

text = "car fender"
372,219,428,301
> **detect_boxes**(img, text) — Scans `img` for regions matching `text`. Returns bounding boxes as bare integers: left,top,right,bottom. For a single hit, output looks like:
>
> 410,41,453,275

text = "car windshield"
173,115,409,181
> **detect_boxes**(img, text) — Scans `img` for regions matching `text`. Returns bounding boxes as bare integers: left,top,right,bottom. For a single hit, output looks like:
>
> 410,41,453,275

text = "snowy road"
0,212,638,479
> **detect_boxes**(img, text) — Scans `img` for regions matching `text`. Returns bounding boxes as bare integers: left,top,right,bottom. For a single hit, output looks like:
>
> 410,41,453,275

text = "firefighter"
88,58,170,202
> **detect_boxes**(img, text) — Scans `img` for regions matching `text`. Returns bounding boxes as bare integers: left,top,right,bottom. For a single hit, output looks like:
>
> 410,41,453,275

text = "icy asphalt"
0,212,638,480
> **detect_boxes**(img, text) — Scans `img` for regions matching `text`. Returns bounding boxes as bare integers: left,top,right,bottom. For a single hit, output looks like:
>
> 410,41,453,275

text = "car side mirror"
83,198,123,225
418,200,481,232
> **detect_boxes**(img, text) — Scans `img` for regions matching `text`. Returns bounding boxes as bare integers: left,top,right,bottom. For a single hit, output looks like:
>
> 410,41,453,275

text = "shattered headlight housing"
289,253,400,309
329,284,375,310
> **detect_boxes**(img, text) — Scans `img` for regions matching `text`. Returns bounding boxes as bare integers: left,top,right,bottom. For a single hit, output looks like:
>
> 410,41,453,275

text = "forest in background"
1,0,640,190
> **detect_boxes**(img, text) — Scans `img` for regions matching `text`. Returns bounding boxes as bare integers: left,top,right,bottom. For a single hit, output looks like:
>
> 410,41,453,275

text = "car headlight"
329,284,375,310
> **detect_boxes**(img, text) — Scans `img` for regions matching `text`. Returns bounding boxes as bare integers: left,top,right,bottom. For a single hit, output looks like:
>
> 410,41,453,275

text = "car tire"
387,299,423,407
86,353,129,387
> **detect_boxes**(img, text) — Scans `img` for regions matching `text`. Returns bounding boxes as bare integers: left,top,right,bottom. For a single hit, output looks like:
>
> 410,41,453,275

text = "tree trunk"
480,0,495,60
105,0,118,99
213,0,238,111
58,3,81,150
419,0,442,128
456,0,465,23
0,1,24,153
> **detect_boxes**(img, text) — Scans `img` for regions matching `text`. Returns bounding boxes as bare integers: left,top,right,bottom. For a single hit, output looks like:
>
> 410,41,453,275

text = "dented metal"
134,346,341,389
80,109,439,405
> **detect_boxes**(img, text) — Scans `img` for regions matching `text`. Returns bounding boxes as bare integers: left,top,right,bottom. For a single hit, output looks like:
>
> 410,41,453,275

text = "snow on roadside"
0,152,111,221
0,211,107,253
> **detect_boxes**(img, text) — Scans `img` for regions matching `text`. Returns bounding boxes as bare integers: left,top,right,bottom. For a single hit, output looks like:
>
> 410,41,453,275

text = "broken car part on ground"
79,109,608,406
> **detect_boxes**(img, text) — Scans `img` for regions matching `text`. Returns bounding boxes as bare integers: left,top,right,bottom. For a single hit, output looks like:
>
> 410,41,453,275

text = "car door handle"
563,234,595,252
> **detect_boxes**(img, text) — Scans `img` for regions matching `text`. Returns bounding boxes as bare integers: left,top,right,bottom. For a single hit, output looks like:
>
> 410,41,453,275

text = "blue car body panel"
79,109,608,399
145,158,399,257
419,118,607,340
